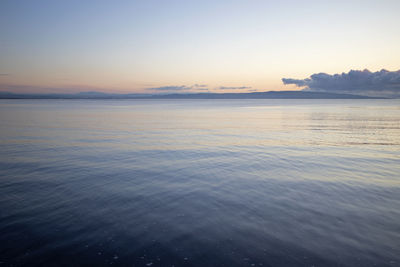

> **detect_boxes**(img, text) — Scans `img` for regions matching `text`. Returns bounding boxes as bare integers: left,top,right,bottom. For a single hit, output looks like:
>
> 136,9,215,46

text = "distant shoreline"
0,91,385,99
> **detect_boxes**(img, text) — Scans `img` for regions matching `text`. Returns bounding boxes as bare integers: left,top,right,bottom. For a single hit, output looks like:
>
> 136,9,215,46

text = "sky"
1,0,400,94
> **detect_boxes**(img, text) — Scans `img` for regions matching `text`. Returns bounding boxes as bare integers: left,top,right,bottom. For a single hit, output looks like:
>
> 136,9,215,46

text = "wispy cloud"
217,86,252,90
148,84,209,92
282,69,400,97
0,74,9,76
148,85,190,91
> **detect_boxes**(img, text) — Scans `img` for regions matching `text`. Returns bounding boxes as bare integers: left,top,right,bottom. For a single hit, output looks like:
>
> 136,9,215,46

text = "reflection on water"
0,99,399,266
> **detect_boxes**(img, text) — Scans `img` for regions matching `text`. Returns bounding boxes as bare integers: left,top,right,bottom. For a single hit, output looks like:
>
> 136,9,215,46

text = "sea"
0,99,399,267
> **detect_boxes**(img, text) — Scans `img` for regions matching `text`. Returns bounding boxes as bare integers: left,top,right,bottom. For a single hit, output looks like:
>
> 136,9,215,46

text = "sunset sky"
1,0,400,94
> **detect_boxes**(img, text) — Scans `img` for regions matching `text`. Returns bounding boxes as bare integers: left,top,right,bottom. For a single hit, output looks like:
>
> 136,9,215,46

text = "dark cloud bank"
283,69,400,97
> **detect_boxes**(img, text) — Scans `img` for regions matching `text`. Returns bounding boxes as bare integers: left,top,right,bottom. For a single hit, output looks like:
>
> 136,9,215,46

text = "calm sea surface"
0,99,399,267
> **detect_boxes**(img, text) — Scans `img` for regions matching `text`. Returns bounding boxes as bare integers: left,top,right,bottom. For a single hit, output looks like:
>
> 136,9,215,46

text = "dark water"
0,99,399,267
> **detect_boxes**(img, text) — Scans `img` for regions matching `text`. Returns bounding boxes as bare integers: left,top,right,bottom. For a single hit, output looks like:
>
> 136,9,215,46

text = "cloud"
148,84,209,92
218,86,252,90
281,78,309,87
0,74,9,76
194,84,207,88
148,85,252,93
149,85,190,91
282,69,400,97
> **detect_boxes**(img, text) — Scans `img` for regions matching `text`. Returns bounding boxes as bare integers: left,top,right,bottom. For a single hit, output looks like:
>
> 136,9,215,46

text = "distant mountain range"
0,91,385,99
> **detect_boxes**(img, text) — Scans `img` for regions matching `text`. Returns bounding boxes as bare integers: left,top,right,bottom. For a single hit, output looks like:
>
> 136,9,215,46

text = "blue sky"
1,0,399,93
